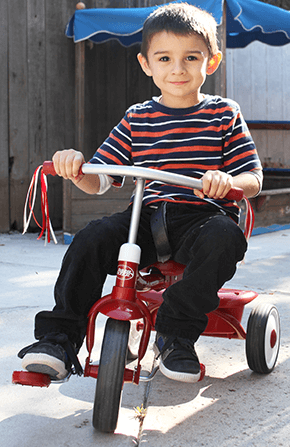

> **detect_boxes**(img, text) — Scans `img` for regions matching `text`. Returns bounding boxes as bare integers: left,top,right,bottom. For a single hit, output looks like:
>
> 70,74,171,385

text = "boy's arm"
232,170,262,198
52,149,101,195
194,169,262,200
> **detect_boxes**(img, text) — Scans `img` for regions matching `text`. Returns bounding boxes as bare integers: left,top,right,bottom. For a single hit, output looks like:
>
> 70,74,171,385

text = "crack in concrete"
135,359,156,446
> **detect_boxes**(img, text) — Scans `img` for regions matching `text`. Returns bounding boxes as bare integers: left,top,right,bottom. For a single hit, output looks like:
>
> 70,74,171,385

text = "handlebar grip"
43,161,57,176
224,187,244,202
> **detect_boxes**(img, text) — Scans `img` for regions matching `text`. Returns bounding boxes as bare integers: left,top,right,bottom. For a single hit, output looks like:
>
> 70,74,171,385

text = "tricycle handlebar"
42,161,243,202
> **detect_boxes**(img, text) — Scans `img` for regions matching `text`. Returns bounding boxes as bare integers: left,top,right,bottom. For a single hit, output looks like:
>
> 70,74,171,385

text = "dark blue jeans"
34,203,247,350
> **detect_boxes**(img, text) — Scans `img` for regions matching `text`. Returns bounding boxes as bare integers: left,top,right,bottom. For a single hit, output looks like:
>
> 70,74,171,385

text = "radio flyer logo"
117,265,134,281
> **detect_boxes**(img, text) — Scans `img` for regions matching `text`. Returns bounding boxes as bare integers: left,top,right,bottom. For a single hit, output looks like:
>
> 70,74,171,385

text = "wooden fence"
1,0,77,232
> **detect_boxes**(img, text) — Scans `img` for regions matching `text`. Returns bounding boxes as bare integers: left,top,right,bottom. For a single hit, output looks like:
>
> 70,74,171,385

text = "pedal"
12,371,51,387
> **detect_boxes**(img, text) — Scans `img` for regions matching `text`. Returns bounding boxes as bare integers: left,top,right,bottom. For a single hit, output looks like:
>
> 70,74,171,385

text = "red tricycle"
13,163,280,433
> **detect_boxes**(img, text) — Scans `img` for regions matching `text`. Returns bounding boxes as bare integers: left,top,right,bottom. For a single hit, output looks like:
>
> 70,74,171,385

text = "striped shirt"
90,95,262,221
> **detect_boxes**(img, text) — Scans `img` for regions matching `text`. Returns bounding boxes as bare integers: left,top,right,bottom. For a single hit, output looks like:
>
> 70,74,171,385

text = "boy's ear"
137,53,152,77
206,52,222,75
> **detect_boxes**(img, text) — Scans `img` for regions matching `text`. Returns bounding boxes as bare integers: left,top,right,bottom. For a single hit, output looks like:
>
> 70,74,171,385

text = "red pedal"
12,371,51,387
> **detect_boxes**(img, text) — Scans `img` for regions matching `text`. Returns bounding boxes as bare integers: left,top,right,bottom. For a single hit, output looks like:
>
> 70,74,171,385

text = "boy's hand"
52,149,85,183
194,170,233,199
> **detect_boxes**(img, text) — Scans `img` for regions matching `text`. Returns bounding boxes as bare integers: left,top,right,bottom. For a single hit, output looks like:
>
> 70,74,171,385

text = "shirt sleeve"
96,174,114,195
89,111,132,186
222,104,262,176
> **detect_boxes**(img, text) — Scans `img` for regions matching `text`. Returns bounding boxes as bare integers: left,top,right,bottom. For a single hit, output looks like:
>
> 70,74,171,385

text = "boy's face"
138,31,220,109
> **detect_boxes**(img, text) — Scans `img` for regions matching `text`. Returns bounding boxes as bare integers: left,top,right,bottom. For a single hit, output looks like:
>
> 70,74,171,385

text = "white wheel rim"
264,308,280,369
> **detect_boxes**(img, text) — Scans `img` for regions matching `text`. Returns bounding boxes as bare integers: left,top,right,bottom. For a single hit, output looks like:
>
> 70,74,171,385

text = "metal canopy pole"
75,2,86,153
216,0,227,97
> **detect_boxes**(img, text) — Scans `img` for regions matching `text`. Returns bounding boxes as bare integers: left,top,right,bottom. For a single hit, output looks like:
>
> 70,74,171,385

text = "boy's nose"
172,60,186,75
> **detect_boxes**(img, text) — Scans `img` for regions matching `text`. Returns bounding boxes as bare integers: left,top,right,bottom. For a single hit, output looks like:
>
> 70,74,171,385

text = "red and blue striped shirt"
90,95,261,221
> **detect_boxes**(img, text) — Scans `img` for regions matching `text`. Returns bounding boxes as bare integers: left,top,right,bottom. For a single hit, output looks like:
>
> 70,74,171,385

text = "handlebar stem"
128,178,146,245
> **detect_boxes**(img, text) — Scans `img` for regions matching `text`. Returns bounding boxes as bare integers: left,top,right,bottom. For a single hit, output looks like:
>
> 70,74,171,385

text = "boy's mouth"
170,81,188,85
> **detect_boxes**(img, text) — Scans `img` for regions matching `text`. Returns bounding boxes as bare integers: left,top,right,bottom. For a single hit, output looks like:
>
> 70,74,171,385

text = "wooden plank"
0,1,9,231
75,0,86,152
283,42,290,121
267,130,285,167
63,180,72,233
84,40,128,149
250,42,267,121
75,40,85,151
73,197,131,215
63,1,85,234
62,1,76,232
283,132,290,167
252,194,290,228
226,48,234,99
8,0,29,231
248,123,290,130
70,213,111,232
259,0,289,9
22,0,47,229
27,0,46,171
227,41,290,122
126,43,158,106
260,188,290,196
202,3,226,97
266,45,284,121
250,129,269,166
45,0,76,229
216,1,227,97
70,178,134,233
62,3,76,152
250,128,290,169
71,181,134,200
45,1,67,154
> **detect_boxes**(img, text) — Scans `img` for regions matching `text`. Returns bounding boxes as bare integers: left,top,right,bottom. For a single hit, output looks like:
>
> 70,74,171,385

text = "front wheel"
246,303,280,374
92,318,130,432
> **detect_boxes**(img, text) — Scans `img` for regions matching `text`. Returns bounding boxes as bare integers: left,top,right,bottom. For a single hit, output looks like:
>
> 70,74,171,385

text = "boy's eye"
159,56,170,62
187,55,198,61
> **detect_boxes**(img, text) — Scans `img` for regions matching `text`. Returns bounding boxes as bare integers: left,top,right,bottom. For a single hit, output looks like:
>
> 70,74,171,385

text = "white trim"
73,27,144,44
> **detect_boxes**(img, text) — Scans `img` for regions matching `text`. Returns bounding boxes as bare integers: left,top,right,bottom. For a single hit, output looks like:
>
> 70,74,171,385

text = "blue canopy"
66,0,290,48
226,0,290,48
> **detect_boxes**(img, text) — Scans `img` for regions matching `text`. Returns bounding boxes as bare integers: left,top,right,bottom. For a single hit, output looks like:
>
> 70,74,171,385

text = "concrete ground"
1,229,290,447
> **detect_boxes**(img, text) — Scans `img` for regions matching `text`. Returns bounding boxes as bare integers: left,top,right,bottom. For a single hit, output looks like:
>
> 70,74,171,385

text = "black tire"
92,318,130,432
246,303,280,374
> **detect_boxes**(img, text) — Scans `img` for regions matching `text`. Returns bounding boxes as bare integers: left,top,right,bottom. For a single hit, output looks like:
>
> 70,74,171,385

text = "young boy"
18,3,262,383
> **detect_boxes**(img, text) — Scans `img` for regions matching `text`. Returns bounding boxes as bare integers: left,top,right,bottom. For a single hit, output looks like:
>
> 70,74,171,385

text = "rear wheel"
246,303,280,374
92,318,130,432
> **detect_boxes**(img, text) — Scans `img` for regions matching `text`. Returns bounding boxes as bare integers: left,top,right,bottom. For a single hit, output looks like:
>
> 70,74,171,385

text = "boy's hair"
141,2,219,60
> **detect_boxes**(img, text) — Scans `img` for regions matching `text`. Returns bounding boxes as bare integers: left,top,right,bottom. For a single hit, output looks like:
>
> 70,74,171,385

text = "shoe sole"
159,361,201,383
22,353,68,380
154,342,201,383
